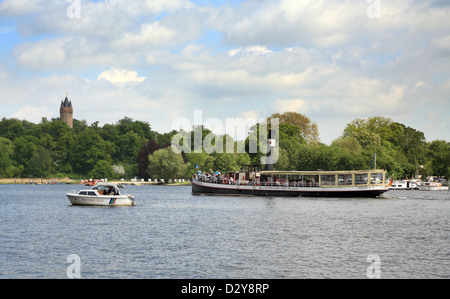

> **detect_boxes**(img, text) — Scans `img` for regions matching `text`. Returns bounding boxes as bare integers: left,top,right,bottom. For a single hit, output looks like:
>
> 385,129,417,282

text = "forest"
0,112,448,182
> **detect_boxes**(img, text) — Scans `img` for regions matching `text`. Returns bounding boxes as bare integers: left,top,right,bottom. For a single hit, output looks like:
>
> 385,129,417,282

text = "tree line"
0,113,448,182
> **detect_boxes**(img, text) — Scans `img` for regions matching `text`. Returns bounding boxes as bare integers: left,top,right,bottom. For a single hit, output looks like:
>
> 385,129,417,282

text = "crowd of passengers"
194,170,320,187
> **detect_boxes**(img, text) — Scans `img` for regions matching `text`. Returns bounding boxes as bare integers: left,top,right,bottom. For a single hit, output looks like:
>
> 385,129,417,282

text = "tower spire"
60,92,74,128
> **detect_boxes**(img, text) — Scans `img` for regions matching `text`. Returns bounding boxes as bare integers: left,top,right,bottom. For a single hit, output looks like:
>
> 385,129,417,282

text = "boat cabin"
75,183,123,196
228,165,262,185
223,165,387,188
258,170,386,187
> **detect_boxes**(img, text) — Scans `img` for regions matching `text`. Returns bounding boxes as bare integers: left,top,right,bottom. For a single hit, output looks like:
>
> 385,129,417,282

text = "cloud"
228,46,272,56
12,105,53,123
0,0,44,16
97,68,146,84
274,99,305,113
0,0,449,145
112,22,176,50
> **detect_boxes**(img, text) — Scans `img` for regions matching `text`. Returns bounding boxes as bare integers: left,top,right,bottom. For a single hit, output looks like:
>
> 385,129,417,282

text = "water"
0,184,448,279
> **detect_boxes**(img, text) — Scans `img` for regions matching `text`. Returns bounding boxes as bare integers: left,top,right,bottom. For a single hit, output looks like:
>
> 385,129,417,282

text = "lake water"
0,184,448,279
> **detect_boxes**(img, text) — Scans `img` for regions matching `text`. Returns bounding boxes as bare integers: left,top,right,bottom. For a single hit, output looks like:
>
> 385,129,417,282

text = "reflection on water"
0,185,448,279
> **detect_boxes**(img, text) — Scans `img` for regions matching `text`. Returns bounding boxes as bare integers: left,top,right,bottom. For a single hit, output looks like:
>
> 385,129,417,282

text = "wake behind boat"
192,165,389,198
66,183,136,206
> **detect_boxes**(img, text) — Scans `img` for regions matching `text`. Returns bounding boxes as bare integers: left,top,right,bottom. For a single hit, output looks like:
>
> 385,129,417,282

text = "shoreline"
0,178,191,186
0,178,77,185
110,181,192,187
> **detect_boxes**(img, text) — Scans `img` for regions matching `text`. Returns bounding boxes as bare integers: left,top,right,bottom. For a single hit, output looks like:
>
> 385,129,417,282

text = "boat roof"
259,169,386,176
93,183,125,188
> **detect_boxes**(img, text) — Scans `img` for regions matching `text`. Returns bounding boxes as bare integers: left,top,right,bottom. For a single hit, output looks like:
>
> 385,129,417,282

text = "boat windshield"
93,185,120,196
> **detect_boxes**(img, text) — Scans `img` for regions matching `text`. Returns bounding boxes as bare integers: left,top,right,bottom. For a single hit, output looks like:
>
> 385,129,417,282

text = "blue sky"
0,0,449,144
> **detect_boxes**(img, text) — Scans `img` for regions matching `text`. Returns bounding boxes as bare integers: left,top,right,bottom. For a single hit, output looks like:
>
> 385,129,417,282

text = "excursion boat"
192,165,389,198
66,183,136,206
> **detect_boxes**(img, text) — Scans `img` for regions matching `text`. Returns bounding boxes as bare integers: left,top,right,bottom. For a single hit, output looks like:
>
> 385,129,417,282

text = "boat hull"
192,181,388,198
67,194,135,206
417,185,449,191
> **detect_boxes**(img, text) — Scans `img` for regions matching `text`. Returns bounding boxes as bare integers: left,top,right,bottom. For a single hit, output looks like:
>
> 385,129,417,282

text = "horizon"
0,0,449,144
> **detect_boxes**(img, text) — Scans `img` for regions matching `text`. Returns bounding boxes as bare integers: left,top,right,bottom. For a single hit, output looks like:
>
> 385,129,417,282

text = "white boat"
388,179,419,190
417,181,449,191
66,183,136,206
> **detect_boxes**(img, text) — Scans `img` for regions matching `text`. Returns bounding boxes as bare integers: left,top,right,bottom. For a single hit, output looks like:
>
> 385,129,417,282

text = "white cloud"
0,0,44,16
12,105,53,123
0,0,449,144
274,99,305,113
228,46,272,56
113,22,175,50
97,68,146,84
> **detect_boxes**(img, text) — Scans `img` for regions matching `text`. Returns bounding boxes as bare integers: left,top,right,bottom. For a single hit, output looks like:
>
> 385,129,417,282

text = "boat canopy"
259,169,386,176
93,183,125,188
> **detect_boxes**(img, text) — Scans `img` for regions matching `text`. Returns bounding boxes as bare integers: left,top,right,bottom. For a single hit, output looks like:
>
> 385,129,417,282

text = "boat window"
79,191,87,195
303,175,319,187
338,174,353,185
371,173,383,185
320,175,335,186
88,191,97,196
355,173,368,185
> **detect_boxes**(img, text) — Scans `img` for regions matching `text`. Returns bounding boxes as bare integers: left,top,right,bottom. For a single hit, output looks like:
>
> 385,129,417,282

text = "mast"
370,152,377,170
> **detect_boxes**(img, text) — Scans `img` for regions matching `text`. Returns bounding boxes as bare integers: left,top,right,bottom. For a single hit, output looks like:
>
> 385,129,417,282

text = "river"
0,184,448,279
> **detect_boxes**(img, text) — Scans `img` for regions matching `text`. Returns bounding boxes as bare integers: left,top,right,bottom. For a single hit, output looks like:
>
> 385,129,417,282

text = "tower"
60,92,73,129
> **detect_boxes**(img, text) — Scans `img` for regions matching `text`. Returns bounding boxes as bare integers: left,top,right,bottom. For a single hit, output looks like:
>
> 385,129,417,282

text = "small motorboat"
417,181,449,191
66,183,136,206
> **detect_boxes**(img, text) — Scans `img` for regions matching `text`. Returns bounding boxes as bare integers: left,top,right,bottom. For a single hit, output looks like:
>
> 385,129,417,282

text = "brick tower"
60,93,73,129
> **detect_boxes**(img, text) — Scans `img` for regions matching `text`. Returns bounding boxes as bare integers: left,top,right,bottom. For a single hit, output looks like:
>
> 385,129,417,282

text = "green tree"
213,153,239,173
274,148,290,170
26,147,54,178
12,135,40,174
89,160,114,179
399,125,426,165
428,140,450,178
116,117,155,140
69,128,115,174
270,112,320,144
115,131,146,164
148,147,186,182
332,136,363,154
0,137,14,178
343,119,382,148
137,140,160,180
54,129,77,174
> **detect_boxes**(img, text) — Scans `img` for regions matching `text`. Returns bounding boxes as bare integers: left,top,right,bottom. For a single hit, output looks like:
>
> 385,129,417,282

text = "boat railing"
195,175,327,188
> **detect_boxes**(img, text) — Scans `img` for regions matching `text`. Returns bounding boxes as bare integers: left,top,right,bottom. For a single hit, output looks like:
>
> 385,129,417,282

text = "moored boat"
192,165,389,198
417,180,449,191
388,179,419,190
66,183,136,206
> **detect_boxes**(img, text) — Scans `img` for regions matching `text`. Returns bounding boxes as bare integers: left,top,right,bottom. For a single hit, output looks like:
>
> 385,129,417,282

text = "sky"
0,0,449,144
